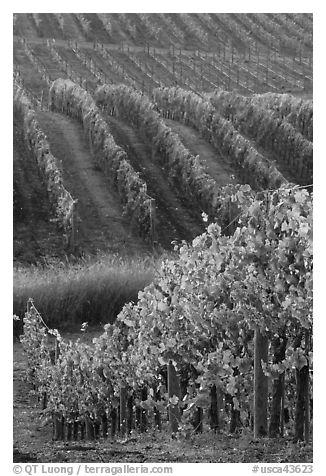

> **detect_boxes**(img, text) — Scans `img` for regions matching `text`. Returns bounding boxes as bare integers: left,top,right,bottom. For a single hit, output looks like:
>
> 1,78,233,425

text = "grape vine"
20,183,312,440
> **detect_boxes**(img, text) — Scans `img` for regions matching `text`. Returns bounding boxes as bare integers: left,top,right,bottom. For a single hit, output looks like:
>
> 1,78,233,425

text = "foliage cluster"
20,184,312,439
251,92,313,142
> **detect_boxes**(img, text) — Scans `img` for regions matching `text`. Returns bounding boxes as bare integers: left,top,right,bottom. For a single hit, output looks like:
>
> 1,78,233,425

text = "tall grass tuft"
13,253,159,334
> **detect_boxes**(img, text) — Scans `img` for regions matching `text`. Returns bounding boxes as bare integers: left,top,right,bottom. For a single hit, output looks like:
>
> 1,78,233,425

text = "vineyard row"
95,83,244,227
20,184,313,442
49,79,155,240
13,80,76,245
152,87,287,190
14,13,312,55
14,37,312,100
208,89,313,184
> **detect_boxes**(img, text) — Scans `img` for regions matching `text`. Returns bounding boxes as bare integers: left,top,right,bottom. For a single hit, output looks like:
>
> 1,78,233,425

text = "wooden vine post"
210,384,219,432
110,407,118,439
154,388,162,431
292,330,311,443
254,328,269,438
140,386,148,432
120,385,127,437
85,414,95,440
295,365,309,442
304,330,310,444
101,411,108,438
127,394,134,433
269,334,287,437
51,332,63,438
53,414,64,440
167,361,181,433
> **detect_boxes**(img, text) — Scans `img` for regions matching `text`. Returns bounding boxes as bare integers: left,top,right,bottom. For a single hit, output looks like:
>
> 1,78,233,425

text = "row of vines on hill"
95,83,241,228
251,92,313,142
20,183,312,442
14,34,312,103
19,37,52,86
208,90,313,185
14,13,312,55
216,13,311,55
152,86,287,190
49,79,155,239
13,81,76,246
47,41,92,90
13,69,43,110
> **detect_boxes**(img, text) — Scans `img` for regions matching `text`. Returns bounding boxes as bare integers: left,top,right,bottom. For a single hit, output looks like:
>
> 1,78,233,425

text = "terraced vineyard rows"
14,36,312,99
37,109,152,255
207,90,313,184
13,13,313,463
14,13,313,55
13,17,313,259
102,115,206,244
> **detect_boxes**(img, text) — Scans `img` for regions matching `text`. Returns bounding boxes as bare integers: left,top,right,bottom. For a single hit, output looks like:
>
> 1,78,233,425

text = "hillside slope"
101,115,206,246
13,111,65,264
13,13,313,54
35,111,149,257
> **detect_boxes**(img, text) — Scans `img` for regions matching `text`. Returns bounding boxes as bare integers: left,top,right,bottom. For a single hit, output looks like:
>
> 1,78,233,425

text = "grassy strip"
13,254,157,333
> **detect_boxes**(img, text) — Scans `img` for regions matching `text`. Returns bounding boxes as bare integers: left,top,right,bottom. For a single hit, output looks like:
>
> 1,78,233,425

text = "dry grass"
13,253,163,333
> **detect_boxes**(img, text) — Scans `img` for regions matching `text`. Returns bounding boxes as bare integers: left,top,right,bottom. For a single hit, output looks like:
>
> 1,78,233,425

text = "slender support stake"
168,361,181,433
254,329,269,438
120,386,127,437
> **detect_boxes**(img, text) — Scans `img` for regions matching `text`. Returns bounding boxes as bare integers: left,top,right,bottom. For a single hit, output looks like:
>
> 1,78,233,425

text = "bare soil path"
164,118,238,186
166,117,301,186
36,111,148,257
103,115,206,247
